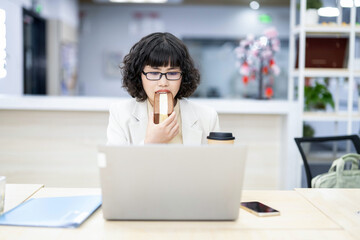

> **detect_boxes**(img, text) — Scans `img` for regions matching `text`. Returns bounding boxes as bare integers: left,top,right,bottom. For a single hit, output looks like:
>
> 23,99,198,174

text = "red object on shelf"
242,76,249,85
270,59,275,66
265,87,274,98
262,66,268,75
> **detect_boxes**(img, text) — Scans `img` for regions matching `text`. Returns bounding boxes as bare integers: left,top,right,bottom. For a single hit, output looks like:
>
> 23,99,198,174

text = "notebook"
98,145,247,220
0,195,101,228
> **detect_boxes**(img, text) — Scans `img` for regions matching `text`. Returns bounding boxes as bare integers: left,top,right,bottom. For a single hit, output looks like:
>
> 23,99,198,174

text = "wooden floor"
0,110,281,189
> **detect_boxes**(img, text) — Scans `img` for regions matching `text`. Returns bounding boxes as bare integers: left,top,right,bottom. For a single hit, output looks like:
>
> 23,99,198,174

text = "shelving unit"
303,112,351,121
303,111,360,122
293,68,352,77
293,25,360,34
289,0,360,136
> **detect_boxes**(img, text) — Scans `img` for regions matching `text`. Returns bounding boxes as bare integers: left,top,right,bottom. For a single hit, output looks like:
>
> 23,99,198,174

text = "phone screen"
241,201,279,214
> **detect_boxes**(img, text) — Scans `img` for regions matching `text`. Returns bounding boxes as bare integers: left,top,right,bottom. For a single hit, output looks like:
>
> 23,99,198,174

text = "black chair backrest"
294,135,360,188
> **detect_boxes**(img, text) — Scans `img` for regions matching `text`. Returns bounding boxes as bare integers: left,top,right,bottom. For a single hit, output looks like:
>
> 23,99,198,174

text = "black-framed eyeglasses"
142,71,182,81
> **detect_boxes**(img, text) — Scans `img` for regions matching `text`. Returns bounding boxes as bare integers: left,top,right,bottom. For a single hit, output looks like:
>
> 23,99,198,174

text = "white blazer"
107,98,220,145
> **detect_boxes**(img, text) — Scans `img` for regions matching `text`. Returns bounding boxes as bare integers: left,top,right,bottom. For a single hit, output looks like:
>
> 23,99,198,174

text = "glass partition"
184,38,289,100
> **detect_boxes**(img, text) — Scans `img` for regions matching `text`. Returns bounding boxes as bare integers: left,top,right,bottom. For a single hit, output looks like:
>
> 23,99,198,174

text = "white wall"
78,5,290,97
0,0,23,95
40,0,79,28
0,0,78,95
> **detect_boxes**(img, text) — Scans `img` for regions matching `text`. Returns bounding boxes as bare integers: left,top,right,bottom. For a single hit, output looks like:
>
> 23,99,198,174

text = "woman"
107,32,219,145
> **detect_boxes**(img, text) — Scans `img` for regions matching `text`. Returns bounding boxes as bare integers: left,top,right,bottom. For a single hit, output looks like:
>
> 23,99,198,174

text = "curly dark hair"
121,32,200,102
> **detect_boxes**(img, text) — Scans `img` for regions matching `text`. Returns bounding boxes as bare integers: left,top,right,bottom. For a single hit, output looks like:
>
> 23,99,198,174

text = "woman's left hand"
144,111,179,144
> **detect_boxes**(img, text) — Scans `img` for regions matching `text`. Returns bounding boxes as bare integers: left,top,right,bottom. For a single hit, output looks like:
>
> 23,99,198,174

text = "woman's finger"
148,111,155,125
166,115,177,130
162,111,176,126
169,123,180,137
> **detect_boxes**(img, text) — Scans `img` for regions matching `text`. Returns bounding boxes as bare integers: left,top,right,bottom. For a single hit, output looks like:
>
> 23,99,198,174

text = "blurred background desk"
0,95,300,190
0,185,355,240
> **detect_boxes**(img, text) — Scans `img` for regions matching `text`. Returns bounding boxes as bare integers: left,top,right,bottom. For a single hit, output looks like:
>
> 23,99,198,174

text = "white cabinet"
289,0,360,136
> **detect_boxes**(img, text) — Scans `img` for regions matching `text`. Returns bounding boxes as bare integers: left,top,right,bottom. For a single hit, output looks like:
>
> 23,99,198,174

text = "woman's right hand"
144,111,179,144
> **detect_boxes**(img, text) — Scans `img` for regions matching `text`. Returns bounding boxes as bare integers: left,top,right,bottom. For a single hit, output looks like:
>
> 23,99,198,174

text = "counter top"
0,95,297,114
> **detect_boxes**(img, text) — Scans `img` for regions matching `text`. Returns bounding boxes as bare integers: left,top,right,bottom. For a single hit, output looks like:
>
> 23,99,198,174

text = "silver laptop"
98,145,246,221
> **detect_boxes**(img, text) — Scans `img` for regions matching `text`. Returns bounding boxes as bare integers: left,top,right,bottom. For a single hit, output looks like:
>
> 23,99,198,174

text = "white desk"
296,188,360,240
4,184,44,212
0,186,356,240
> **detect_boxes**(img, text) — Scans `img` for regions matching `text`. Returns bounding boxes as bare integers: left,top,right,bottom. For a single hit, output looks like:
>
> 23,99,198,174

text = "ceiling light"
109,0,167,3
340,0,360,7
318,7,339,17
340,0,353,7
249,1,260,10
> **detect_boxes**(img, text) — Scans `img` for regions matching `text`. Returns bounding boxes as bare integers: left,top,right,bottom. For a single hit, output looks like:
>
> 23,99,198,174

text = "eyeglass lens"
145,72,181,80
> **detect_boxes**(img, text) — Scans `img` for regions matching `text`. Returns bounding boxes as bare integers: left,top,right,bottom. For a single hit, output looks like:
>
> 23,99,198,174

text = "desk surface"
296,188,360,240
4,184,44,212
0,186,356,240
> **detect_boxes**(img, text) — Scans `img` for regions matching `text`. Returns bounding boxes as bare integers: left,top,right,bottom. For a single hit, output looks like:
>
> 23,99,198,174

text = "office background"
0,0,359,190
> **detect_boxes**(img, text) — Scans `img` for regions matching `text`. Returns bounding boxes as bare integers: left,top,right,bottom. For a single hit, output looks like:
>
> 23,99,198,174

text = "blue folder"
0,195,102,228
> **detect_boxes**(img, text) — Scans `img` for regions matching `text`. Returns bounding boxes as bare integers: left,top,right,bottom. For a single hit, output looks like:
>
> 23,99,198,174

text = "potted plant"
302,123,314,153
304,82,335,111
303,80,334,140
303,123,315,138
298,0,323,25
306,0,322,9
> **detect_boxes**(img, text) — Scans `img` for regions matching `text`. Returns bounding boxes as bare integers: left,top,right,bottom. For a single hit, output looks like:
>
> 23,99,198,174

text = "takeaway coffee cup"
207,132,235,144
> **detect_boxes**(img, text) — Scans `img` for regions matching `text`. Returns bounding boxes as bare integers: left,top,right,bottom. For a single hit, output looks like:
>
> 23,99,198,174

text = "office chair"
294,135,360,188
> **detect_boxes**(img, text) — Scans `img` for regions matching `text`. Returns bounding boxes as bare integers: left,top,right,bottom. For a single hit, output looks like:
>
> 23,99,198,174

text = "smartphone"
240,201,280,217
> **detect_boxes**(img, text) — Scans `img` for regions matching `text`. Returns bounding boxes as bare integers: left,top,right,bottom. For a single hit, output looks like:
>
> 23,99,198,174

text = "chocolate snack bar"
154,92,173,124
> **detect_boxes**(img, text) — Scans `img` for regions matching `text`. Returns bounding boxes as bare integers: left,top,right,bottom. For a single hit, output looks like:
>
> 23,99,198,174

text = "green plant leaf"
304,82,334,110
